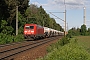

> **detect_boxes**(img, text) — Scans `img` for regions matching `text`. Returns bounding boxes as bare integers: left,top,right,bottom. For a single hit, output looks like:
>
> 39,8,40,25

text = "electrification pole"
64,0,66,36
83,6,86,25
16,6,18,35
67,23,68,34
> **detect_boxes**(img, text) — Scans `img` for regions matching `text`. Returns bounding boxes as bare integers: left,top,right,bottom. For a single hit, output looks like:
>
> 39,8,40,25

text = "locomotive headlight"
31,31,34,33
24,31,27,32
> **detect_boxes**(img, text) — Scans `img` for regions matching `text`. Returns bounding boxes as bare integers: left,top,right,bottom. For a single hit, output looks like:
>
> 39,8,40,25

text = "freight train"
24,24,64,40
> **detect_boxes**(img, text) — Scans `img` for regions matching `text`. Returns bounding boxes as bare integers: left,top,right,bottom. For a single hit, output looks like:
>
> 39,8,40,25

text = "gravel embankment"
14,37,61,60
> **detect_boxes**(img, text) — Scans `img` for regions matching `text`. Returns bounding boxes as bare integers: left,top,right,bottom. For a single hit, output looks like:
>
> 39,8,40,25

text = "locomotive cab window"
25,26,29,29
25,26,34,29
30,26,34,29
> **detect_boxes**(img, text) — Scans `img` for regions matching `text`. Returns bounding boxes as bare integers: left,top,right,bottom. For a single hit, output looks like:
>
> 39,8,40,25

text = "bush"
66,33,72,38
47,42,61,53
59,37,70,46
0,33,14,44
37,37,90,60
0,33,24,45
0,33,6,44
38,43,90,60
47,37,70,53
14,34,24,42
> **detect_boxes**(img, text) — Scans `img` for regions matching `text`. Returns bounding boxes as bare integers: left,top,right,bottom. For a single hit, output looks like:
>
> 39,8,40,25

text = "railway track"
0,36,61,60
0,41,27,47
0,39,35,48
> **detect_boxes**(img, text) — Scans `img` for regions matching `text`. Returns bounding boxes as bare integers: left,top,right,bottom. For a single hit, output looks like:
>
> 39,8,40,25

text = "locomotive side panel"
36,25,44,38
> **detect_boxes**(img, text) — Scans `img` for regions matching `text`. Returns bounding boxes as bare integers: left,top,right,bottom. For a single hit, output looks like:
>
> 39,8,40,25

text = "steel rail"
0,36,60,60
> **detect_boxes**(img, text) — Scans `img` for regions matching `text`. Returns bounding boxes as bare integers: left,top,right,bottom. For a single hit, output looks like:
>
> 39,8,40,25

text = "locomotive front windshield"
25,26,34,29
30,26,34,29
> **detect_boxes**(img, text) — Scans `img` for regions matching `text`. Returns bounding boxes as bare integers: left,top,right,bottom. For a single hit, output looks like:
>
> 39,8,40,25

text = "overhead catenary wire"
49,12,65,22
35,0,65,24
34,0,66,29
35,0,65,22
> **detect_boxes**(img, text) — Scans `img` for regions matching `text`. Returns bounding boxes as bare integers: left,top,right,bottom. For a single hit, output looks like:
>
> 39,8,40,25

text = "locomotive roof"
25,23,42,25
24,24,43,27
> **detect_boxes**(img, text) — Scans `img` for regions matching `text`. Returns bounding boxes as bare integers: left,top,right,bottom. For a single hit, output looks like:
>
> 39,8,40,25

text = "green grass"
75,36,90,53
37,37,90,60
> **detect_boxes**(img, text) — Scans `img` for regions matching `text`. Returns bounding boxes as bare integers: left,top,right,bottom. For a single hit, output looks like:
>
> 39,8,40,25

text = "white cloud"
46,0,88,9
30,0,90,10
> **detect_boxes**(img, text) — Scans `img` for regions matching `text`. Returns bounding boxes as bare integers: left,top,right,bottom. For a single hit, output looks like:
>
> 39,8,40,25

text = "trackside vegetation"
37,36,90,60
0,33,24,44
75,36,90,53
37,25,90,60
68,24,90,36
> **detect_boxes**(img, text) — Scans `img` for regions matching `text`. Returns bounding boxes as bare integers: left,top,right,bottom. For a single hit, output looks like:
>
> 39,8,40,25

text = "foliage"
47,37,70,53
0,0,8,20
76,36,90,53
41,43,90,60
68,24,90,36
66,33,72,38
0,0,29,34
68,27,80,36
59,37,70,46
0,33,14,44
14,34,24,42
0,3,64,44
38,38,90,60
87,28,90,35
80,24,87,36
25,5,64,31
0,33,24,45
18,12,27,34
0,20,14,35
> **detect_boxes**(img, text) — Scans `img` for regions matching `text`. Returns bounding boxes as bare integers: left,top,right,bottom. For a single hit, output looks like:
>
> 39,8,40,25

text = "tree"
68,27,80,36
0,0,29,27
25,4,64,31
80,24,87,36
0,20,14,35
0,0,9,20
87,28,90,35
18,0,29,15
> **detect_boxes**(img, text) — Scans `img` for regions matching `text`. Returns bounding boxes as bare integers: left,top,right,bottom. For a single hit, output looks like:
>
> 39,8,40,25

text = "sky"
30,0,90,30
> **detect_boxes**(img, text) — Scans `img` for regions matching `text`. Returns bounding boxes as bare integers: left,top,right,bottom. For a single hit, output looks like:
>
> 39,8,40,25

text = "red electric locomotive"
24,24,44,40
